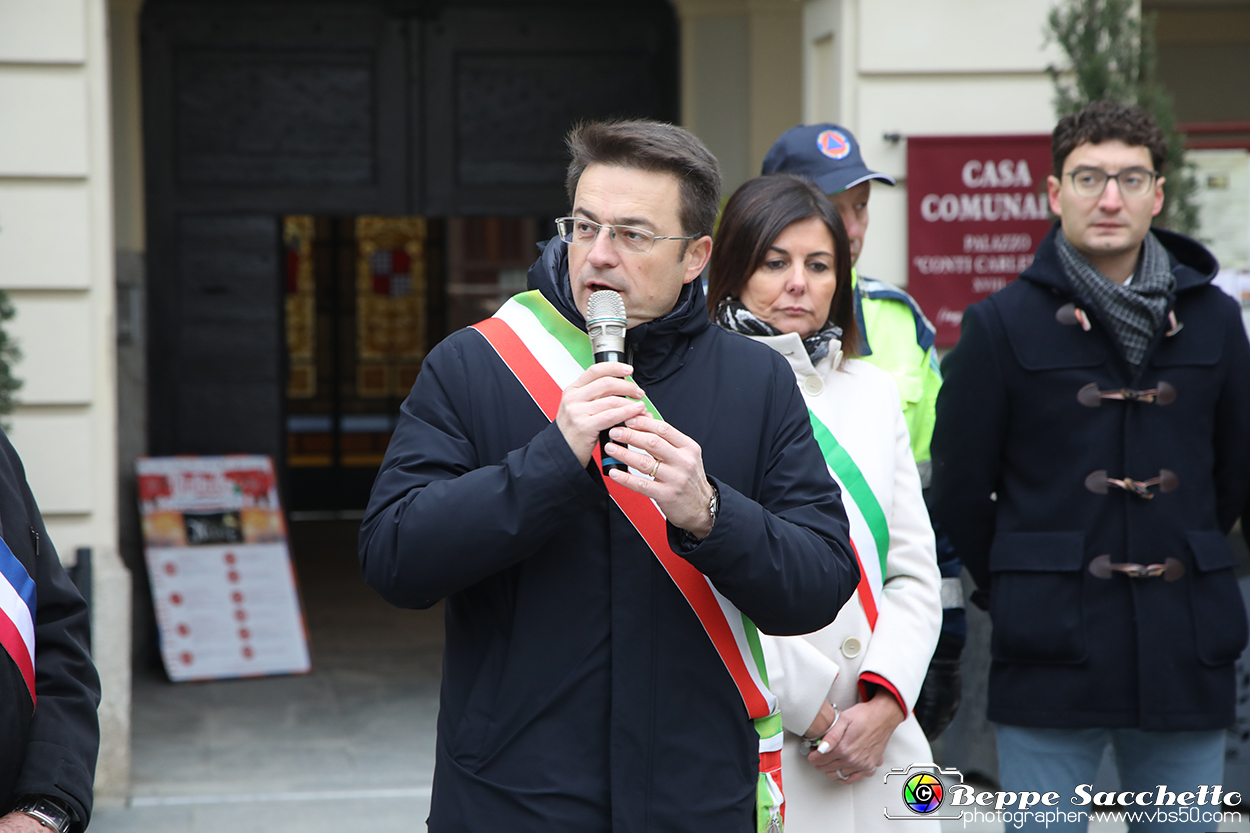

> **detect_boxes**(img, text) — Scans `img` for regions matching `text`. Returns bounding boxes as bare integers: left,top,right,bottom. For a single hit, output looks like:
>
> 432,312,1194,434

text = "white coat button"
841,636,862,658
803,375,824,396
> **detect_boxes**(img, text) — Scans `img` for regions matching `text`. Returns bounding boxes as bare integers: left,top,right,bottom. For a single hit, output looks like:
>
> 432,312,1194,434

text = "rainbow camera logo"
903,772,944,813
883,765,964,820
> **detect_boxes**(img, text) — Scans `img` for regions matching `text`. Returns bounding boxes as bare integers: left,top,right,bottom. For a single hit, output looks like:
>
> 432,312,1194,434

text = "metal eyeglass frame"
1064,167,1159,198
555,216,698,254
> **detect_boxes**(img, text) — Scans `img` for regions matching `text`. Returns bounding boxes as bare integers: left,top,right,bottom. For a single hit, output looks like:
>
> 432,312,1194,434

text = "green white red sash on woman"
805,415,887,632
471,290,785,832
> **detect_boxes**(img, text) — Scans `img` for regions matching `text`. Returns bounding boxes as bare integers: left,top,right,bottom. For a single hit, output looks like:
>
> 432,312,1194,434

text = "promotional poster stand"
137,455,311,682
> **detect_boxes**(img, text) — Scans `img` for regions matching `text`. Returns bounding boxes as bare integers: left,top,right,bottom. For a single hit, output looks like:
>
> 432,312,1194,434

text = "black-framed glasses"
1065,167,1158,198
555,217,697,255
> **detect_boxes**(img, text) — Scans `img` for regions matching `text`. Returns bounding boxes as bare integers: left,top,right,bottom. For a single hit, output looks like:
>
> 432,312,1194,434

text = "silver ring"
648,459,660,478
835,770,848,781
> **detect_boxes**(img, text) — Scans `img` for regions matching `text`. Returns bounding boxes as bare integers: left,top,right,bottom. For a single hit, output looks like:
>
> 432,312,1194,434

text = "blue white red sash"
0,535,36,706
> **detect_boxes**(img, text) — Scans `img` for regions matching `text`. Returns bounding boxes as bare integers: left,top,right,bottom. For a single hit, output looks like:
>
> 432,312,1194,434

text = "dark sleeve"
9,443,101,831
673,364,859,636
1243,490,1250,553
925,491,967,644
358,336,601,609
1212,297,1250,534
931,302,1009,594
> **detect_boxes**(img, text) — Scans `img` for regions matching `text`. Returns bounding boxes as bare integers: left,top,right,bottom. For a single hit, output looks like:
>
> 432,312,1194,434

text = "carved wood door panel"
142,0,677,472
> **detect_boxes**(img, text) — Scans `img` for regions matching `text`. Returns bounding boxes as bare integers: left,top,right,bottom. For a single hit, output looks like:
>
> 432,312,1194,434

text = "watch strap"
12,795,73,833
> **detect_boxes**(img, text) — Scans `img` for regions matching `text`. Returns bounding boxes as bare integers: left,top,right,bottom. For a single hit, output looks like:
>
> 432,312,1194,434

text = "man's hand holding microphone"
555,290,717,540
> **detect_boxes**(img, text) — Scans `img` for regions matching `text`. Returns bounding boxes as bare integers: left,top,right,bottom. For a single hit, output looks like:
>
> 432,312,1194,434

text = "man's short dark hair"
1052,100,1168,175
565,120,722,239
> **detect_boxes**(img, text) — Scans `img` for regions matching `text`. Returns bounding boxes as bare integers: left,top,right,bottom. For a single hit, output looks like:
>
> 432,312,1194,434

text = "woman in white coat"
708,174,943,832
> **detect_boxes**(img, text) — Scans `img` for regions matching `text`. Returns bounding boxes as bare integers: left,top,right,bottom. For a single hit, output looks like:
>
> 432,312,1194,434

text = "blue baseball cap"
761,123,896,194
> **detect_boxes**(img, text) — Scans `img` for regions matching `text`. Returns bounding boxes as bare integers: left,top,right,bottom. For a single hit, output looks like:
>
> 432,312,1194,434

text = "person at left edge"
360,119,859,833
0,428,101,833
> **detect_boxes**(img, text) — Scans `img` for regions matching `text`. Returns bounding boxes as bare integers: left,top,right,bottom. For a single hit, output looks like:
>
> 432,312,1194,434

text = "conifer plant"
0,289,21,419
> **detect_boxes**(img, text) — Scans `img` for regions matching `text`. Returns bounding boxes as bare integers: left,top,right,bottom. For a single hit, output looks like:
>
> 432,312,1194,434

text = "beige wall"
796,0,1250,290
799,0,1061,289
672,0,1062,288
673,0,804,196
109,0,149,684
0,0,129,798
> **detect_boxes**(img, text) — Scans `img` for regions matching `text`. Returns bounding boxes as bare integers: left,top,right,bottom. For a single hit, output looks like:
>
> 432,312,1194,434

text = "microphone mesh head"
587,289,626,324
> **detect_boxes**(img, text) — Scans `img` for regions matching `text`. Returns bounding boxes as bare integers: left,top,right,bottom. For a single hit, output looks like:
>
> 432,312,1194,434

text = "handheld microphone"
586,290,628,476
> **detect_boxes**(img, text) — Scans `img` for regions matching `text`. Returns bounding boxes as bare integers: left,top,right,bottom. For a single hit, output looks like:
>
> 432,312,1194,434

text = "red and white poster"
137,455,311,682
907,135,1055,345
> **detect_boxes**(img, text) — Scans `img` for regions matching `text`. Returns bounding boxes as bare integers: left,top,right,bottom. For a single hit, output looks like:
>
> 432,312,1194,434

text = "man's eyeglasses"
1065,167,1158,199
556,217,697,255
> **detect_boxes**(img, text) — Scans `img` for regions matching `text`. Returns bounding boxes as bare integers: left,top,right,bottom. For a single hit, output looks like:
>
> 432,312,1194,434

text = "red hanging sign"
907,134,1055,346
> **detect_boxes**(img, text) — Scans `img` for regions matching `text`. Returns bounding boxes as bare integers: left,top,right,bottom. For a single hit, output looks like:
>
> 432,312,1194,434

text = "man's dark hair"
565,120,722,240
1052,100,1168,175
707,174,859,357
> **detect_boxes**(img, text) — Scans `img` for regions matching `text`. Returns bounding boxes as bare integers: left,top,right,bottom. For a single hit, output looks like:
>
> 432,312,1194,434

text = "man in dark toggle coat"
932,100,1250,828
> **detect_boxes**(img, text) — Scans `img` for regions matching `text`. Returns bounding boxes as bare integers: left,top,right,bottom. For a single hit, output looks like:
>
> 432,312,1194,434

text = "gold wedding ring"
648,459,660,478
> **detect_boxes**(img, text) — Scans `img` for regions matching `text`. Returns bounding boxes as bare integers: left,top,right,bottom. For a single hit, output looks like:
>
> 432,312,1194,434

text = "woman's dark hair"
707,174,859,356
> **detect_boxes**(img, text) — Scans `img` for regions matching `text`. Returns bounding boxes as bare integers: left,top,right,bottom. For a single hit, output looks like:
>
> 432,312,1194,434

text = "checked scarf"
1057,231,1175,367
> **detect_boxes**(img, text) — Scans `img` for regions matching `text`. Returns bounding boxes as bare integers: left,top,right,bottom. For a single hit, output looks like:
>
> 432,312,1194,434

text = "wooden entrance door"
142,0,677,503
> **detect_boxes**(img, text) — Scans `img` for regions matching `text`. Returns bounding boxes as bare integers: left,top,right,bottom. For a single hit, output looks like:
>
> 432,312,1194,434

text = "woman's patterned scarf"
714,300,841,364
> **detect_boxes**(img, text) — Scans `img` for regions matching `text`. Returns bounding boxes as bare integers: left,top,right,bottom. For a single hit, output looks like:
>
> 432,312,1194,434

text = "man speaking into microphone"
359,120,858,833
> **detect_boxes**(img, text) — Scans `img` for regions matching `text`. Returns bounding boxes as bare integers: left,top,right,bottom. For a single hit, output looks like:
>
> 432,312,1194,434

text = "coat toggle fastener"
1084,469,1178,499
1088,553,1185,581
1056,303,1092,331
1077,381,1176,407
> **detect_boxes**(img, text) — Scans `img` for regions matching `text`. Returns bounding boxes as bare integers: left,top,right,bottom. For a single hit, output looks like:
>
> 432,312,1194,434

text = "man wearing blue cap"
763,124,962,741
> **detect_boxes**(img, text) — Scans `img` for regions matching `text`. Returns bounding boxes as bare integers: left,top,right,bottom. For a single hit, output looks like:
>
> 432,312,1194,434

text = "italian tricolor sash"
807,413,887,631
471,291,784,832
0,535,36,707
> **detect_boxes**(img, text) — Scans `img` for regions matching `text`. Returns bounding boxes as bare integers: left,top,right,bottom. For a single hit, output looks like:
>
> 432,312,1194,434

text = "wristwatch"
679,480,719,545
12,795,73,833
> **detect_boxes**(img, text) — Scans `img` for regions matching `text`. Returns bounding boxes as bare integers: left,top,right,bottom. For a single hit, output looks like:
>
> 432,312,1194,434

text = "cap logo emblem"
817,129,852,160
815,127,855,159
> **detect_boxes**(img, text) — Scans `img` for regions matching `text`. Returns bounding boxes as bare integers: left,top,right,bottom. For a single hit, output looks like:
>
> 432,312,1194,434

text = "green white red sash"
471,291,784,832
806,415,888,631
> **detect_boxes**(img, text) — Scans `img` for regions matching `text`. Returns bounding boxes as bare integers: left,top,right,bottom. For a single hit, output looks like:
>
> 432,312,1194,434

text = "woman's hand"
806,688,906,783
802,700,839,741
